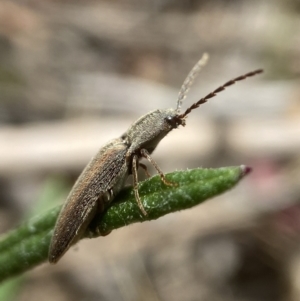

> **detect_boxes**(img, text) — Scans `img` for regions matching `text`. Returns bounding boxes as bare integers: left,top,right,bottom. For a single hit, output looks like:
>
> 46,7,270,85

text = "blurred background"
0,0,300,300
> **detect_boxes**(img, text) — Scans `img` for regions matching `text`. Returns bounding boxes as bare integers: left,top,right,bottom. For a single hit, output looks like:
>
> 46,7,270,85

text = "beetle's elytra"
49,54,263,263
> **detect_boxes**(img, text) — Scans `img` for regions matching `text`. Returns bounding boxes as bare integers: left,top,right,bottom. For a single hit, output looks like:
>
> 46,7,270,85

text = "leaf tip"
240,165,252,177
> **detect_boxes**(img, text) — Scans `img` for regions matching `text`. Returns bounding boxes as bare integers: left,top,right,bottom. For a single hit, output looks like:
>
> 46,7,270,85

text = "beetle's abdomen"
49,138,129,263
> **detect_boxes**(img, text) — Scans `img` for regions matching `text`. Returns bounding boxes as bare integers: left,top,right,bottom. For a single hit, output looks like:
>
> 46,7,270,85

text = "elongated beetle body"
49,54,263,263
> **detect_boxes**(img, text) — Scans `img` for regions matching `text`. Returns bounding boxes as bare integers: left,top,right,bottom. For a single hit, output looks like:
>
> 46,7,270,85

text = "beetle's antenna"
176,53,209,113
178,69,263,119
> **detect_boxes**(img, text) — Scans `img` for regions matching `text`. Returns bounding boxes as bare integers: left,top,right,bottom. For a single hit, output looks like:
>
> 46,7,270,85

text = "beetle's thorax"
123,109,184,155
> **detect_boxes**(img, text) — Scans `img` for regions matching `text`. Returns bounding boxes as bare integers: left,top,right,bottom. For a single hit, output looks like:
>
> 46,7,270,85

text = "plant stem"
0,166,250,282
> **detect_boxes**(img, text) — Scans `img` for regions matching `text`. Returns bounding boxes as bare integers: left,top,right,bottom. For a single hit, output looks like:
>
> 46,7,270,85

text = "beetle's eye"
166,116,181,128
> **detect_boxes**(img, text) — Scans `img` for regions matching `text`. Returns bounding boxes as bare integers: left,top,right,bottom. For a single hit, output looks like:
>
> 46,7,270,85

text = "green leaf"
0,166,250,283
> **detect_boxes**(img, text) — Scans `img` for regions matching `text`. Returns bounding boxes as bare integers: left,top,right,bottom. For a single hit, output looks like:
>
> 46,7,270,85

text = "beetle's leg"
132,155,148,216
139,163,151,178
88,194,113,237
140,149,176,187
